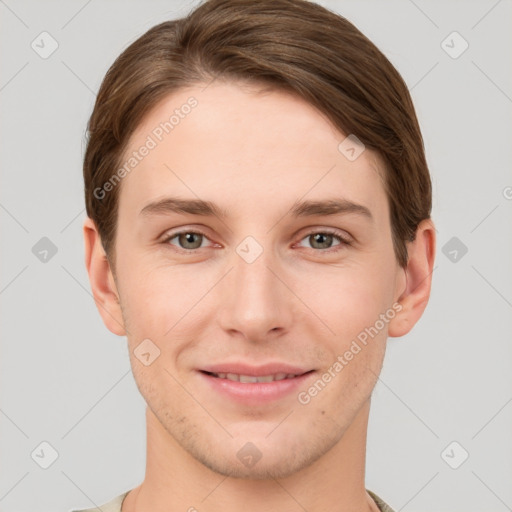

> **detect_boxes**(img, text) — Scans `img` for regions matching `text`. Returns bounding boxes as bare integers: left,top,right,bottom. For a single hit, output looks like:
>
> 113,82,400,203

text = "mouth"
197,368,316,404
200,370,313,383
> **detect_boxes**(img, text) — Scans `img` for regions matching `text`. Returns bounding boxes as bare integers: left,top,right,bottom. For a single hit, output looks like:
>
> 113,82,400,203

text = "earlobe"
388,219,436,338
83,217,126,336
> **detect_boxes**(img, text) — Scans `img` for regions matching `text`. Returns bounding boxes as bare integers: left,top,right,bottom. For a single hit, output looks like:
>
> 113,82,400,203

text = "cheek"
297,263,393,342
116,260,200,333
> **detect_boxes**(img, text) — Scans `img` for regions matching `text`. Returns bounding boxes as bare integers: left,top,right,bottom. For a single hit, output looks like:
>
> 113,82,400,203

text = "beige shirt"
71,488,396,512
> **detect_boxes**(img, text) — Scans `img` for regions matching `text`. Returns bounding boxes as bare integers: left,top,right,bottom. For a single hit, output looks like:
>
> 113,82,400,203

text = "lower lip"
198,371,316,405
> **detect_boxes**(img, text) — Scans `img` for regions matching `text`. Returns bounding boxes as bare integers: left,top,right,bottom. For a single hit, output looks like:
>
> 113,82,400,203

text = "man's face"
110,81,406,478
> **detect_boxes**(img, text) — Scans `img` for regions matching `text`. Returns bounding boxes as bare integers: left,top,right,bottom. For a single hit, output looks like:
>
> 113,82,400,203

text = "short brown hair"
83,0,431,269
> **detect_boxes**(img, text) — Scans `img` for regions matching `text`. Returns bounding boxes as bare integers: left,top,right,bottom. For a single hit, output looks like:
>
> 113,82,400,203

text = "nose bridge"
218,238,291,339
235,246,274,296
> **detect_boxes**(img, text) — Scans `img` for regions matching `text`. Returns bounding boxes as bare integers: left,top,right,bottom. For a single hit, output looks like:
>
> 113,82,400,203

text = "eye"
162,230,212,251
297,229,352,252
161,228,352,254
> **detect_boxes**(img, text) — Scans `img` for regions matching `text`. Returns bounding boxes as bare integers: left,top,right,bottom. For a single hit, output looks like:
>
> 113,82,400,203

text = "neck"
123,400,379,512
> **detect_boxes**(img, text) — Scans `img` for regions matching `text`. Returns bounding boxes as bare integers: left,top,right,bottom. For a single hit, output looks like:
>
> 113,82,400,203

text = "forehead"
117,81,388,222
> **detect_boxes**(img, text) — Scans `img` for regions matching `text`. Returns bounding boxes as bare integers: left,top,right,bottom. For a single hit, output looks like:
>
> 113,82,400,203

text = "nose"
217,244,294,343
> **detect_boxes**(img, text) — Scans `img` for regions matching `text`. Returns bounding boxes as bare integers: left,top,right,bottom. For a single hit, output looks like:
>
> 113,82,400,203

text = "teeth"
239,375,259,383
212,372,299,382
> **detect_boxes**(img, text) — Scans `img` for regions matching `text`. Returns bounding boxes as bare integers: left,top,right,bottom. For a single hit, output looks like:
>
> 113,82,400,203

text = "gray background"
1,0,511,511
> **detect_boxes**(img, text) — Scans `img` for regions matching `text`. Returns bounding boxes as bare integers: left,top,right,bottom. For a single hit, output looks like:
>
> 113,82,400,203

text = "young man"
76,0,435,510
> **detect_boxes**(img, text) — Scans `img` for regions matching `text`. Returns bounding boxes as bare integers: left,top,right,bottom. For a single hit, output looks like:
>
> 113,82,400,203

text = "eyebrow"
139,197,373,221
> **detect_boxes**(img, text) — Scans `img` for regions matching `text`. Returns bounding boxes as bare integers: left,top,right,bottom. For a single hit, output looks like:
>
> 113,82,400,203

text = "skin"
84,80,436,512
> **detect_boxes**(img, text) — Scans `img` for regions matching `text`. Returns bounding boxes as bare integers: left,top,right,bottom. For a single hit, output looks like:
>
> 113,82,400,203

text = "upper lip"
199,362,313,376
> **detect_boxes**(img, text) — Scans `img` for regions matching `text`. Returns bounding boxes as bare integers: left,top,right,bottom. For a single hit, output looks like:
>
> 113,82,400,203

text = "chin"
198,451,308,480
185,427,337,481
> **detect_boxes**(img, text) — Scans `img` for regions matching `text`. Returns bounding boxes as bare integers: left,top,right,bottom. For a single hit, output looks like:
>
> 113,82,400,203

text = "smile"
198,369,316,405
205,371,302,383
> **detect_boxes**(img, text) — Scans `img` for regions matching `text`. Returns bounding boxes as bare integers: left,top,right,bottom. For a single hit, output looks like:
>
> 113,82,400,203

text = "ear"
388,218,436,338
83,217,126,336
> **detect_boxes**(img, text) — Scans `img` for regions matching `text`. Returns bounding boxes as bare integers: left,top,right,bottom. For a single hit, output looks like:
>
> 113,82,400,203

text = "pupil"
313,233,331,249
181,233,201,249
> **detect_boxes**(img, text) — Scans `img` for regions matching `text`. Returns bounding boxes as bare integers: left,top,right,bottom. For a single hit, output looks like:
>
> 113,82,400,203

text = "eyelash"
161,228,352,254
